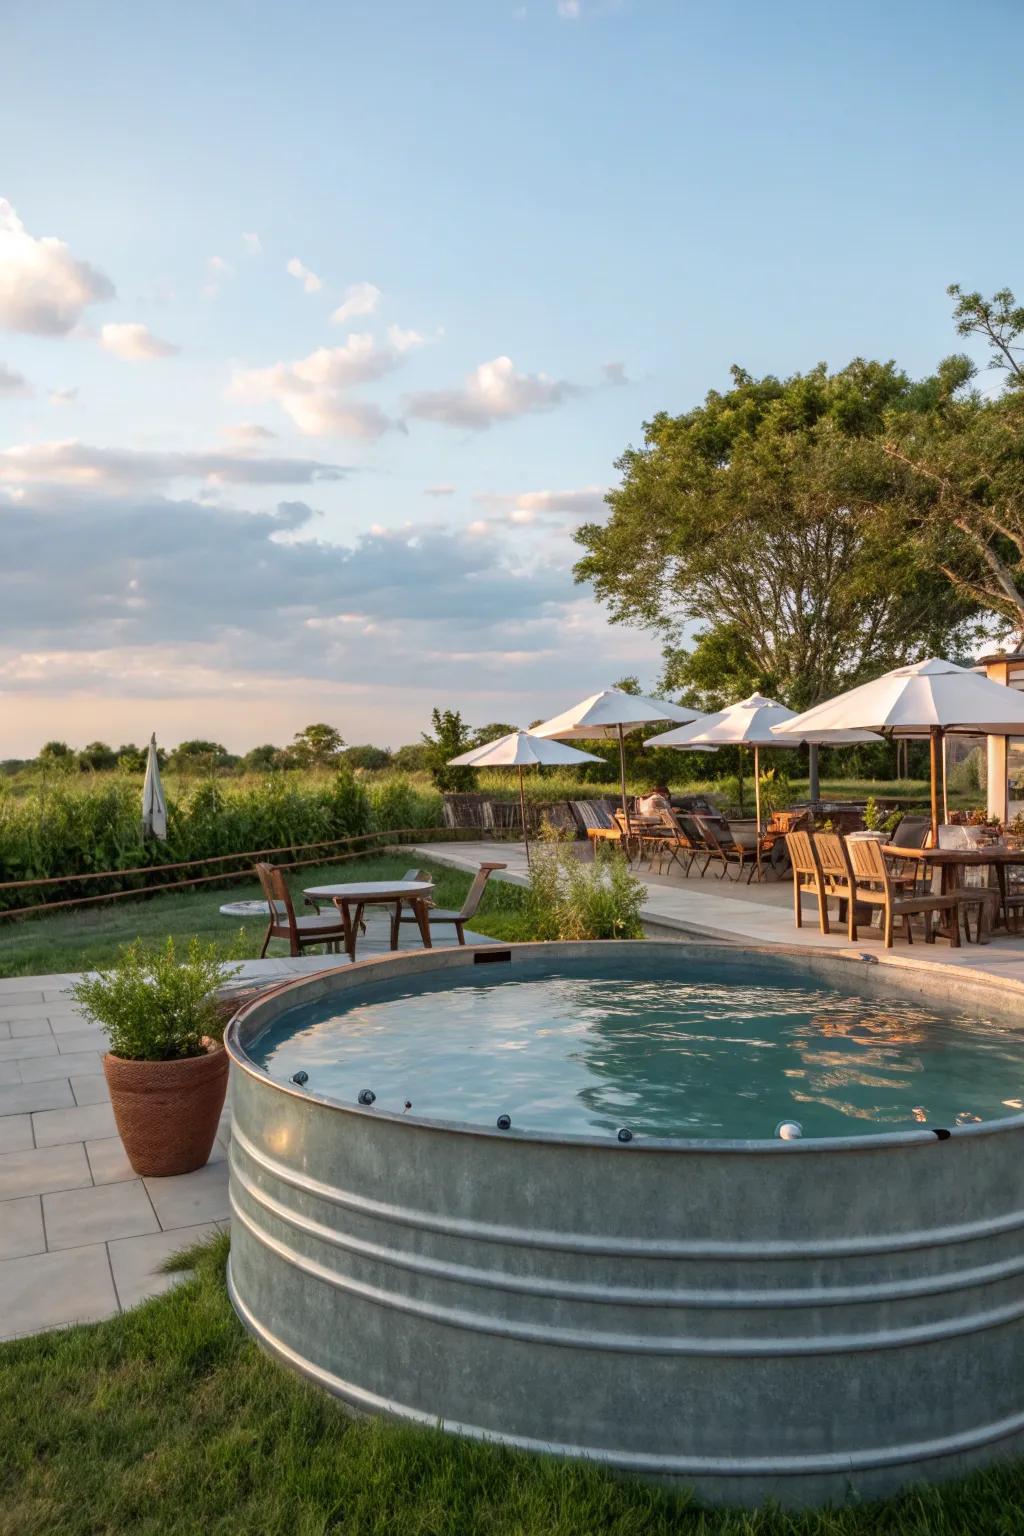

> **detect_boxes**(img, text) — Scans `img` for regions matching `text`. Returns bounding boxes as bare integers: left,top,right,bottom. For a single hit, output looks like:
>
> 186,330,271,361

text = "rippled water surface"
251,955,1024,1140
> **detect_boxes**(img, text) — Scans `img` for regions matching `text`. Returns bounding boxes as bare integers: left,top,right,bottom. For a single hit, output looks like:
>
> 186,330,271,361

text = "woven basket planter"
103,1041,229,1178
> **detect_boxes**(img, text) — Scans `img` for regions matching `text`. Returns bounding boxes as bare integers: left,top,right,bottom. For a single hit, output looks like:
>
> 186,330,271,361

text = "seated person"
636,783,672,818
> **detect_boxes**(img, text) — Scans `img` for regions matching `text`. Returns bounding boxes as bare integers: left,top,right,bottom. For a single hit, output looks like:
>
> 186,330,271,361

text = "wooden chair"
253,862,347,958
392,862,507,947
676,813,717,877
844,836,963,950
639,809,698,877
814,831,857,940
695,816,749,881
936,826,1002,942
787,830,829,934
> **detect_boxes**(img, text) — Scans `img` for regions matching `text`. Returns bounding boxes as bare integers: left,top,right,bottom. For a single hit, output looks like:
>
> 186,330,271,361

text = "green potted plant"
71,936,240,1178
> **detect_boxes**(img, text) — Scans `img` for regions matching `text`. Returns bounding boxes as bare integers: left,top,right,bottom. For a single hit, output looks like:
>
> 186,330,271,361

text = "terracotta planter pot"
103,1041,229,1178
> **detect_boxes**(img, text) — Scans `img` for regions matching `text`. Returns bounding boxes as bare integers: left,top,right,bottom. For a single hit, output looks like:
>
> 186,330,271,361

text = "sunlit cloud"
405,354,580,430
100,321,178,361
286,256,323,294
331,281,381,325
0,198,115,337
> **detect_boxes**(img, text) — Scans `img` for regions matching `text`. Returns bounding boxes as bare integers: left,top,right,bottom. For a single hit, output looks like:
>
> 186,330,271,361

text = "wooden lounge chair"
676,813,716,877
844,836,964,949
695,815,749,881
254,862,347,958
392,861,507,946
639,809,698,877
787,830,829,933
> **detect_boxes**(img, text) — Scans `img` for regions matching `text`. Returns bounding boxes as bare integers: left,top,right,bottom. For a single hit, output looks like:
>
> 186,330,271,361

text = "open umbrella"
532,689,700,825
141,732,167,841
770,657,1024,841
646,694,881,874
448,730,603,863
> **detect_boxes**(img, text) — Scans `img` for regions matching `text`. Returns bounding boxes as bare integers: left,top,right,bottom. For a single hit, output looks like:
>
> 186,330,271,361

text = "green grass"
1,1233,1020,1536
0,854,530,978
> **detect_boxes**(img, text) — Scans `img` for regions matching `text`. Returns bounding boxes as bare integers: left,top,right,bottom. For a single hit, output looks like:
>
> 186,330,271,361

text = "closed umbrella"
532,689,700,825
771,657,1024,841
646,694,880,875
449,731,603,864
141,732,167,841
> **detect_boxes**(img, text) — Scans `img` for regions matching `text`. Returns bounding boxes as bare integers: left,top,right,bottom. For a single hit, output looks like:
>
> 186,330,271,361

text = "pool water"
251,954,1024,1141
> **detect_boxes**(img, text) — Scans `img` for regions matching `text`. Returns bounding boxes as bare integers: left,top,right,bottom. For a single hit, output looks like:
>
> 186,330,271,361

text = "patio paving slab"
19,1050,103,1082
0,1115,33,1154
0,1244,118,1340
85,1136,136,1185
0,1196,45,1260
0,1142,91,1200
9,1016,55,1037
70,1074,110,1106
43,1179,159,1251
33,1101,117,1147
0,1079,75,1117
0,1034,59,1062
109,1222,221,1309
143,1161,230,1230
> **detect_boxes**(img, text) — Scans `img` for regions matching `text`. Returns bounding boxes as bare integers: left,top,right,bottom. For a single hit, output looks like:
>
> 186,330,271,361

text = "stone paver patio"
0,923,485,1342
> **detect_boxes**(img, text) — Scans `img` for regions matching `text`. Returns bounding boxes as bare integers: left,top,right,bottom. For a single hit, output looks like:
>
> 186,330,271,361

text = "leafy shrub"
525,830,645,941
70,936,241,1061
0,768,441,908
757,768,792,816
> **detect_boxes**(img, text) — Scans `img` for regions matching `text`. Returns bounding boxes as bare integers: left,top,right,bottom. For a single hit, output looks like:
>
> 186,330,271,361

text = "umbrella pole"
754,744,762,881
617,722,629,826
929,726,942,844
519,765,531,867
737,746,745,814
942,736,949,826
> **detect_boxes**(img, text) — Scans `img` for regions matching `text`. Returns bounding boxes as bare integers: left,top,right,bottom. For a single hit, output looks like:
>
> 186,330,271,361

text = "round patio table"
303,880,434,961
219,899,272,919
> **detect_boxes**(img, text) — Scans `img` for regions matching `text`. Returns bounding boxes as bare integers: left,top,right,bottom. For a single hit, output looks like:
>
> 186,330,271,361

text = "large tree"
875,285,1024,645
574,359,978,710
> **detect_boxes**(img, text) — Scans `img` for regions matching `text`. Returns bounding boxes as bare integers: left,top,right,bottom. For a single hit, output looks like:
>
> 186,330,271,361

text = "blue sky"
1,0,1021,754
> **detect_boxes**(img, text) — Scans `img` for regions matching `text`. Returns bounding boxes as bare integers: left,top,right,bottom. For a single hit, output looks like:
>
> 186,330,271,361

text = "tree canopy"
870,285,1024,646
574,356,981,709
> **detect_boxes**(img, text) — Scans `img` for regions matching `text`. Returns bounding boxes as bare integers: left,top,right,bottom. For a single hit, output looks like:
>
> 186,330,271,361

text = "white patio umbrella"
770,657,1024,841
448,730,603,863
532,689,701,825
141,732,168,841
646,694,881,874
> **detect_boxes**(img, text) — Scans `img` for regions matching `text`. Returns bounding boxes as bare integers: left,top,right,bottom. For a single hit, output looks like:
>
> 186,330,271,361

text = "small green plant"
525,829,645,941
757,767,792,817
70,935,242,1061
1008,810,1024,843
863,795,882,831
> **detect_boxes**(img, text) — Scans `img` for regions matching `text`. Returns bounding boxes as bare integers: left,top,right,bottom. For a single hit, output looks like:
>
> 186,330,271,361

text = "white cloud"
229,333,409,438
387,323,426,353
0,439,347,488
405,355,580,431
221,422,277,446
602,360,628,386
476,486,609,522
203,255,233,298
330,281,381,325
557,0,581,15
286,257,323,294
100,322,179,362
0,362,30,396
48,386,78,407
0,199,115,336
424,483,456,497
242,232,262,255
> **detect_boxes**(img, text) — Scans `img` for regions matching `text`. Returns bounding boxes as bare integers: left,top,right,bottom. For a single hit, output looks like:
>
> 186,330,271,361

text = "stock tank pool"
225,940,1024,1508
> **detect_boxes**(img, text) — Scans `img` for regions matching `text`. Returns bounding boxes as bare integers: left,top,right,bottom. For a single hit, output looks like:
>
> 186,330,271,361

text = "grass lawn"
1,1233,1018,1536
0,854,530,978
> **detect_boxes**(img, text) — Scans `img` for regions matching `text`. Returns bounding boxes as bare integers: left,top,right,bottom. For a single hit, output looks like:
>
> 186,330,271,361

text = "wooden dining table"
303,879,434,961
881,845,1024,943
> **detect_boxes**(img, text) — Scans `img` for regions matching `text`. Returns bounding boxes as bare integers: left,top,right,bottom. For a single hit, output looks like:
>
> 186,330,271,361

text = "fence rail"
0,825,505,922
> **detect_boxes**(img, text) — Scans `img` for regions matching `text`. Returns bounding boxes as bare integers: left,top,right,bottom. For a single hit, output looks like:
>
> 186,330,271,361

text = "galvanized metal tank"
225,940,1024,1508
